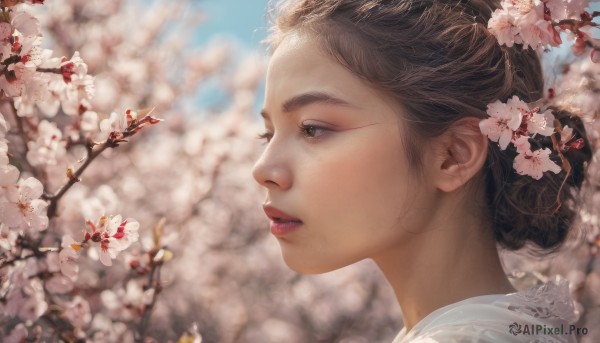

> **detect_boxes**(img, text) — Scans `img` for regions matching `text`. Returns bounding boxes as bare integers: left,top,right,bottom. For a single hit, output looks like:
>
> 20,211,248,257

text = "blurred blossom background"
0,0,599,342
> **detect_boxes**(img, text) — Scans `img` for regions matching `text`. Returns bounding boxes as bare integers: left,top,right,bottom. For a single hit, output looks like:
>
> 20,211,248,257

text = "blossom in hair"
527,108,555,137
513,147,561,180
480,95,565,179
479,98,522,150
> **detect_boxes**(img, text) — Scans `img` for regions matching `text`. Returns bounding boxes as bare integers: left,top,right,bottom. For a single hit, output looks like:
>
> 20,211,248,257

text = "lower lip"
270,220,303,236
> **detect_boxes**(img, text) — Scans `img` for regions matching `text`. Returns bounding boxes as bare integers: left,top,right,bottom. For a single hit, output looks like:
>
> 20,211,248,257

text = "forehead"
266,33,335,93
264,32,390,116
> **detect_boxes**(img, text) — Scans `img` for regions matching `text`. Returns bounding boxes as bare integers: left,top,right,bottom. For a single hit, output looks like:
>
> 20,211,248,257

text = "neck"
371,193,516,333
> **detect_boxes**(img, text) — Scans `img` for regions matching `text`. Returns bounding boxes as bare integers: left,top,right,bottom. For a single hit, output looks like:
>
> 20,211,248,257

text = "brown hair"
263,0,594,253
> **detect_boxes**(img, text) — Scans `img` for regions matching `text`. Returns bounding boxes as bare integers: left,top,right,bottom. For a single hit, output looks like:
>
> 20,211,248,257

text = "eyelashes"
255,123,331,145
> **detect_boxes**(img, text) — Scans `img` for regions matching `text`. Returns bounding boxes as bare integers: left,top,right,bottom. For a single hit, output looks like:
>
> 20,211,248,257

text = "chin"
280,251,354,275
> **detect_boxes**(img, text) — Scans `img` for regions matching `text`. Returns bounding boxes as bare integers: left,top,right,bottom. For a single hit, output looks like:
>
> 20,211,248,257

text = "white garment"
392,277,579,343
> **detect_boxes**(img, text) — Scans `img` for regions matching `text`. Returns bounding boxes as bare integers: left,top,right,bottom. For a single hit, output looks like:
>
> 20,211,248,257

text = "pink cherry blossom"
45,274,75,294
527,108,555,137
488,7,521,47
0,62,37,98
0,175,48,230
514,10,547,48
59,235,81,281
98,111,127,141
10,9,40,37
479,99,523,150
107,215,140,250
4,277,48,322
26,120,67,166
513,147,562,179
0,165,20,198
80,110,100,133
4,323,28,343
0,22,12,40
488,0,572,49
512,135,532,154
63,296,92,328
84,215,140,266
506,94,530,114
99,216,139,266
101,279,154,320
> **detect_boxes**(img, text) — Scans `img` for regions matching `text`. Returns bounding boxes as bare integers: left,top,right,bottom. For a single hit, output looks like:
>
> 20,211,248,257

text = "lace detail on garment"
507,276,577,323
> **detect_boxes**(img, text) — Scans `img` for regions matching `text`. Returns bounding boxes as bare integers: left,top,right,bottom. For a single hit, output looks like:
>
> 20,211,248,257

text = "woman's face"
252,32,436,274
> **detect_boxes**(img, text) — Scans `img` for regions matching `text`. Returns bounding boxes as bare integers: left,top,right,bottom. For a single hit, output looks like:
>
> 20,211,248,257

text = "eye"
255,123,331,145
297,123,330,141
255,131,273,145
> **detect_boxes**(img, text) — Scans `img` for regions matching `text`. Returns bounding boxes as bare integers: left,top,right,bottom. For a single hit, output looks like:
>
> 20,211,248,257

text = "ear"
430,117,489,193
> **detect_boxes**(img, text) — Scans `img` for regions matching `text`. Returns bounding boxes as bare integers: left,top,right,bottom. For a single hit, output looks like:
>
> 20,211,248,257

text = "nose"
251,144,292,191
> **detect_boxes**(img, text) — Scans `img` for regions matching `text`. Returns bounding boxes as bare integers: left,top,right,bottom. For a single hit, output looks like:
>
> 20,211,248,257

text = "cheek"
303,132,410,232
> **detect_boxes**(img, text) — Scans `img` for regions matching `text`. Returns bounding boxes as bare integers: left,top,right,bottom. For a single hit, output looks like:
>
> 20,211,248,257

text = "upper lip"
263,204,302,222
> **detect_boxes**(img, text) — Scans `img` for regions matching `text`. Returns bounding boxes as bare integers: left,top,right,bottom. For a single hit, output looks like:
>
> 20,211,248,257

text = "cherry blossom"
101,279,155,320
514,147,562,179
527,108,555,137
512,135,532,154
4,276,48,322
488,0,593,53
0,172,48,230
487,6,521,47
84,215,140,266
26,119,67,166
4,324,28,343
63,296,92,329
59,235,81,281
478,95,571,179
98,111,127,141
516,10,562,49
479,99,522,150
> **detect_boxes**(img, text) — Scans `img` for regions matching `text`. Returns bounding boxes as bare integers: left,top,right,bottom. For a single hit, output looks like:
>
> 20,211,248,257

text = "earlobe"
435,117,489,193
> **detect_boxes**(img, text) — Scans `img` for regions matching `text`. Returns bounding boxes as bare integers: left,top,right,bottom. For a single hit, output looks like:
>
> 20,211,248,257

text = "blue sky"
191,0,271,117
194,0,271,50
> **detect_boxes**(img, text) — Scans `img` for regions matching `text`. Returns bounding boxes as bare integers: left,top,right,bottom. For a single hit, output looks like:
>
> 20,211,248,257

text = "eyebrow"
260,91,356,119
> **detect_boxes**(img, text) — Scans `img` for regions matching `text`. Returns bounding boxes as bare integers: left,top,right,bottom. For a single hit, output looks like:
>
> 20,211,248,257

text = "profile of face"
252,32,438,274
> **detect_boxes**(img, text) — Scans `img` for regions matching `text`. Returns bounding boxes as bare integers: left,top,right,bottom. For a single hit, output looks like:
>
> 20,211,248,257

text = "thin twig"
135,255,164,343
43,142,106,218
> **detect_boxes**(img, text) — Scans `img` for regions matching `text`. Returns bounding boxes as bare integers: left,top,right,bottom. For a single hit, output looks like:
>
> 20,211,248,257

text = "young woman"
251,0,593,341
